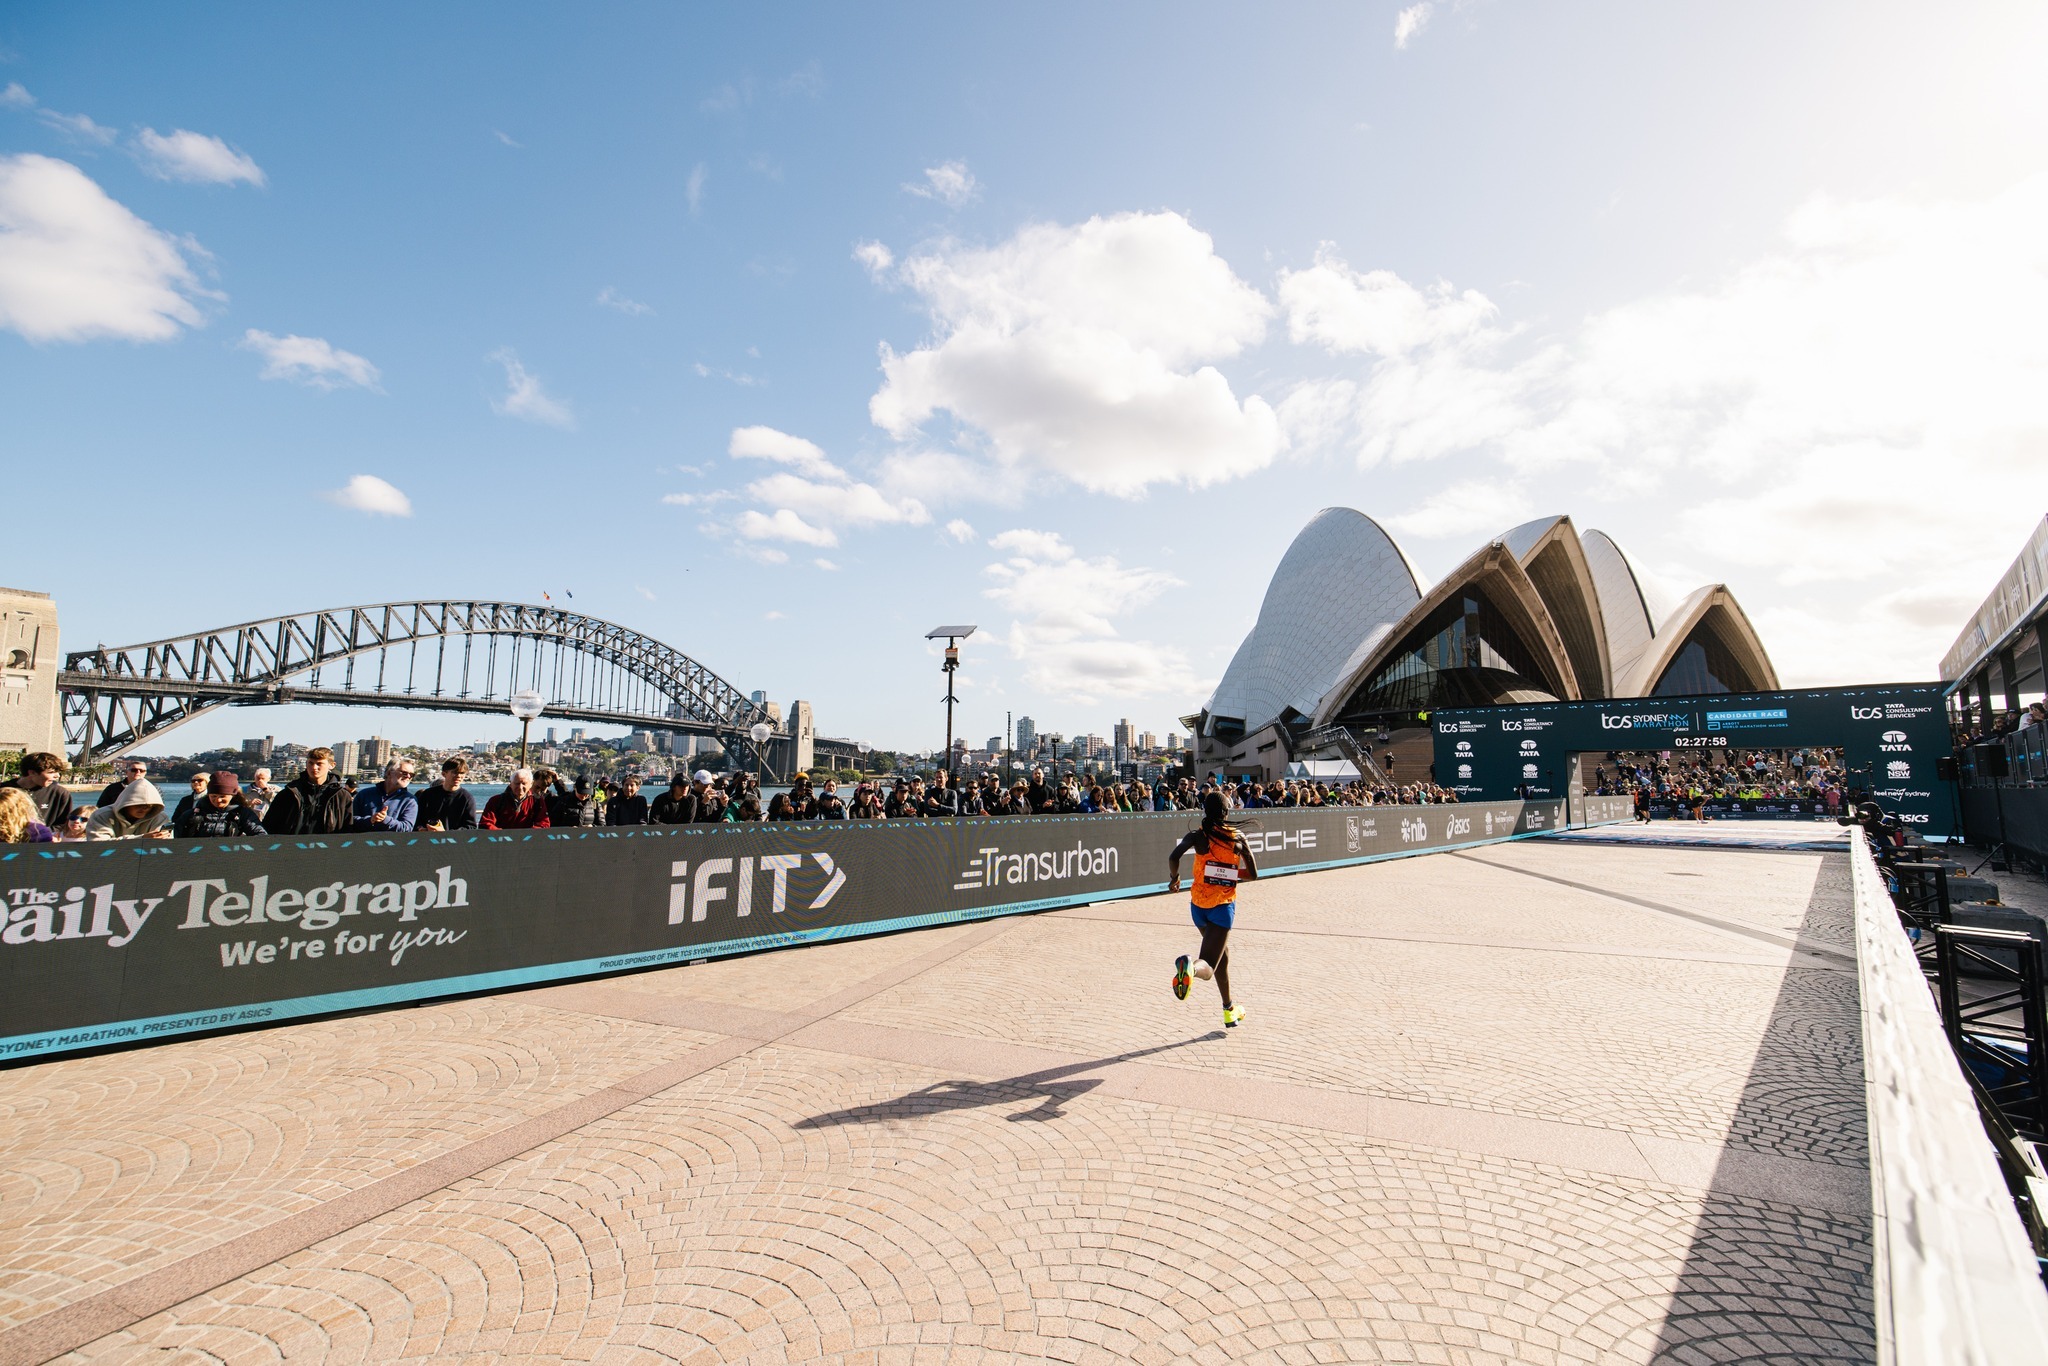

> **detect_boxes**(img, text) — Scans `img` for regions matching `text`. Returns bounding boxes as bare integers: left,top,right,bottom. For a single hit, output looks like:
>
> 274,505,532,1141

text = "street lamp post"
750,721,773,787
510,690,546,769
925,625,977,783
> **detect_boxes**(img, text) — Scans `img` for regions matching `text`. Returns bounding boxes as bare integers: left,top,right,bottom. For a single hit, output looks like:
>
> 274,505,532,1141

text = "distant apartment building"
334,740,361,775
242,736,275,761
360,736,394,773
1015,716,1036,755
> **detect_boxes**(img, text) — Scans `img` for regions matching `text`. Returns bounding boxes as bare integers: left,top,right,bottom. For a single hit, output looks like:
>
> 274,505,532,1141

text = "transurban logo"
954,840,1119,892
3,868,471,949
1400,816,1429,843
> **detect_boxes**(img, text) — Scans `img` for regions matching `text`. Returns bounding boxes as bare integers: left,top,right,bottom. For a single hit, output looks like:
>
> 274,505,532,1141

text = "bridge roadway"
0,824,1874,1363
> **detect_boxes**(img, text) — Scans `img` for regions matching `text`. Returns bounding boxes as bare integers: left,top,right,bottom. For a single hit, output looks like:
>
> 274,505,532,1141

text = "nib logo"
1399,817,1429,843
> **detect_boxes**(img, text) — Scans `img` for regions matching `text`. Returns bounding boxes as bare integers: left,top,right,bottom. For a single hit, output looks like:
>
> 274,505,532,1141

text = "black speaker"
1936,756,1958,782
1971,744,2010,778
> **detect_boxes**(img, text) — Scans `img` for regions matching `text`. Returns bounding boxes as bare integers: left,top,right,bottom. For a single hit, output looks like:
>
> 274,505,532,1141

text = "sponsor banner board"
1431,683,1954,836
0,800,1589,1060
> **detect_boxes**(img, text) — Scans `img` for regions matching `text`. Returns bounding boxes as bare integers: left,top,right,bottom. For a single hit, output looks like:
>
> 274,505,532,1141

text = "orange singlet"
1190,831,1242,909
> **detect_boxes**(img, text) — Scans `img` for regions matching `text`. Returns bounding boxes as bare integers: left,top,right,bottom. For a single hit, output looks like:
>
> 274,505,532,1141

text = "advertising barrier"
1,800,1578,1061
1432,683,1955,835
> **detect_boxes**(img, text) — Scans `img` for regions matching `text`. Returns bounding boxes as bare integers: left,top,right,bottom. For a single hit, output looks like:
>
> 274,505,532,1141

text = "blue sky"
3,3,2046,756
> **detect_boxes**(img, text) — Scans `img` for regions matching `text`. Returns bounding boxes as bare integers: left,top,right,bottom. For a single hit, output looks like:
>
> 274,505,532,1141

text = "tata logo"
1886,760,1912,780
1522,763,1539,778
1520,739,1538,751
1457,764,1472,778
1456,740,1473,754
1399,817,1429,843
1882,729,1907,743
1445,815,1472,837
1880,741,1911,753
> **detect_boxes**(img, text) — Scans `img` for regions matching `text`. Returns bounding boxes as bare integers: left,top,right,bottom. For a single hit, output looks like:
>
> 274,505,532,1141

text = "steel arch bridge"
57,600,779,772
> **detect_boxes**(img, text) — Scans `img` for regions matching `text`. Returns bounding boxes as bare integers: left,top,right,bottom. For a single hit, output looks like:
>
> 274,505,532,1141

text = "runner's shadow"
795,1033,1224,1127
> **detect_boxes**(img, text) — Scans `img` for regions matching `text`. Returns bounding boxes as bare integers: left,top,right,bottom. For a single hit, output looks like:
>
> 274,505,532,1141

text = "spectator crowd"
3,748,1460,843
1590,746,1851,815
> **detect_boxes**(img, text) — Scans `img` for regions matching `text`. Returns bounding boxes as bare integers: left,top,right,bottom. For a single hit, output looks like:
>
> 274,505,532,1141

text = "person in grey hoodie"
86,779,172,840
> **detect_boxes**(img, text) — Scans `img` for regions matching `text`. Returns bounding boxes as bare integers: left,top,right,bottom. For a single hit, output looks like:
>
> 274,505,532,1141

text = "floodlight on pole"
925,625,977,783
509,690,546,768
750,721,773,786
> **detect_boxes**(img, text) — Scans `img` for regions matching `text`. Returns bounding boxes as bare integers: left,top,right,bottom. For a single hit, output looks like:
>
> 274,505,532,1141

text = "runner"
1166,792,1259,1027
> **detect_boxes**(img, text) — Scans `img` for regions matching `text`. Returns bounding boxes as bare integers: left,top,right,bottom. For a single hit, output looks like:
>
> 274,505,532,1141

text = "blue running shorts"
1190,901,1235,930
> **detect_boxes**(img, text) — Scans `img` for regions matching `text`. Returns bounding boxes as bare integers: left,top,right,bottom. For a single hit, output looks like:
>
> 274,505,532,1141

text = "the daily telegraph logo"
4,867,470,953
953,839,1120,892
670,853,846,920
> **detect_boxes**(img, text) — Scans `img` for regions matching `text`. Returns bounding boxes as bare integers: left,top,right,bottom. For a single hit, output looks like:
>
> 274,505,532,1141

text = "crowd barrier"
1,799,1586,1061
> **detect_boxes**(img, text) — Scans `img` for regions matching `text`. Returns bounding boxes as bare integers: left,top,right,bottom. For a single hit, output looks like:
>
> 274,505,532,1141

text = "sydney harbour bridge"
56,599,783,773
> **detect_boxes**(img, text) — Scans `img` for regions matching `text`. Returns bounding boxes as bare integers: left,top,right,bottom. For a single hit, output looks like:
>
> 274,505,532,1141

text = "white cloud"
686,163,707,215
944,518,976,543
905,160,980,207
738,507,837,547
777,61,825,99
1381,478,1533,541
1291,173,2048,683
636,585,657,601
981,528,1200,701
489,349,574,428
742,545,790,565
763,610,785,621
133,128,265,186
240,329,381,390
0,83,32,109
596,286,651,315
493,129,522,148
1394,3,1434,48
321,474,412,517
743,471,929,530
853,239,894,279
694,361,761,386
1278,246,1500,357
814,557,840,571
870,211,1282,496
0,153,210,342
729,424,840,478
37,108,117,146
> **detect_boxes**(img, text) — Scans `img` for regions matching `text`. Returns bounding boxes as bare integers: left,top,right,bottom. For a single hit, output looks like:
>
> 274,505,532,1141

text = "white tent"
1285,759,1360,780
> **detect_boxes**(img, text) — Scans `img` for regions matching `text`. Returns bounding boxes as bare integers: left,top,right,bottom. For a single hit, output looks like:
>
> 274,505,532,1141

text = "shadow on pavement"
1647,852,1877,1364
794,1032,1224,1127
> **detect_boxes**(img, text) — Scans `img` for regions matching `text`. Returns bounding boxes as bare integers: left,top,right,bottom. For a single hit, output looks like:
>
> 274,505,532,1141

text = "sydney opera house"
1188,509,1779,781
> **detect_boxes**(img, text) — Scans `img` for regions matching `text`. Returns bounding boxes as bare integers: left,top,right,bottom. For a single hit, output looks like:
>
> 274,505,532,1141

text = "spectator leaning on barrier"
99,758,147,812
6,751,73,830
176,771,266,839
816,779,846,820
87,778,171,840
650,773,694,824
246,767,277,818
607,773,650,826
554,776,602,828
263,748,353,835
480,768,551,829
0,787,55,843
351,759,419,832
171,772,209,831
417,758,478,831
56,807,91,841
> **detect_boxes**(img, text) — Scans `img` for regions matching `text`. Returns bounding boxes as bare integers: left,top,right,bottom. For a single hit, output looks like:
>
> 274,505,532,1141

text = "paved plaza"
1,826,1876,1364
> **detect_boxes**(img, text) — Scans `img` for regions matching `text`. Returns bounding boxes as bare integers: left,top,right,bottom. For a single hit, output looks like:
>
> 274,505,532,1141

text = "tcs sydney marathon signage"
0,799,1582,1060
1430,682,1953,831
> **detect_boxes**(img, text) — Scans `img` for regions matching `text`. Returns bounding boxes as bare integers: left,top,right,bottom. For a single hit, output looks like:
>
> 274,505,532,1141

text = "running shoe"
1172,955,1192,1001
1223,1005,1245,1028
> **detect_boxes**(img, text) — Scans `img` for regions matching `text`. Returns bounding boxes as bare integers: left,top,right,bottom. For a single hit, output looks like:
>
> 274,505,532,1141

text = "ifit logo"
667,853,845,925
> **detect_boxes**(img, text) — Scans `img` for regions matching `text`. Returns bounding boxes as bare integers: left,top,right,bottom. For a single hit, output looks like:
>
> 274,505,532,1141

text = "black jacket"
177,800,268,839
551,793,601,828
262,775,352,835
606,794,650,826
650,789,697,824
416,784,479,831
9,777,73,828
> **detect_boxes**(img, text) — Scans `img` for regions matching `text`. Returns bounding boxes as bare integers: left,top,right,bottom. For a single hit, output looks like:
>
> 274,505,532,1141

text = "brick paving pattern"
0,836,1875,1364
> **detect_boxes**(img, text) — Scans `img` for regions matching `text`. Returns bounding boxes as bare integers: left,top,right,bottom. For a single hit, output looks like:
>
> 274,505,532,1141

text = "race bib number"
1202,863,1239,887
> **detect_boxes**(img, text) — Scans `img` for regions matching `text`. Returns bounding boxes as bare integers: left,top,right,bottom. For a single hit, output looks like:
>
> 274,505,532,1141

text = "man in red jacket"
480,768,552,829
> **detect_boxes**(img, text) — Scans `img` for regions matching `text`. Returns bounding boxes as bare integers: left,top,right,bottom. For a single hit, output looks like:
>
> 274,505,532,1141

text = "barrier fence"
1,799,1581,1061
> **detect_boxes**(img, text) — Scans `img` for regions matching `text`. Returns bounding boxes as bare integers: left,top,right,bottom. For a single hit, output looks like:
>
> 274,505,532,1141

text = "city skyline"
3,4,2046,756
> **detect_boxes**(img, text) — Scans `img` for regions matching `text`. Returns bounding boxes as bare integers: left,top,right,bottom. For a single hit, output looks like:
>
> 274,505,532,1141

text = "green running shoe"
1173,955,1192,1001
1223,1005,1246,1028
